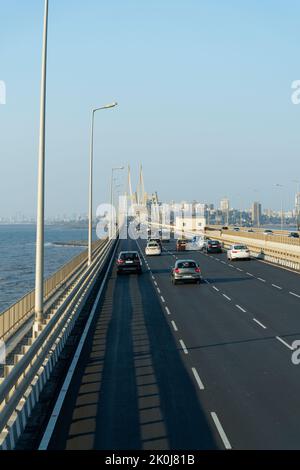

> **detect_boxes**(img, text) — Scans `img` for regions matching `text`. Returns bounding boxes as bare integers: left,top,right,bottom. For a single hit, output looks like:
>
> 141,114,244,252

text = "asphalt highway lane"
43,238,300,450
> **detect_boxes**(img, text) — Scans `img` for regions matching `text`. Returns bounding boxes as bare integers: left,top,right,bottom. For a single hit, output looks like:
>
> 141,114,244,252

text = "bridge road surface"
44,238,300,450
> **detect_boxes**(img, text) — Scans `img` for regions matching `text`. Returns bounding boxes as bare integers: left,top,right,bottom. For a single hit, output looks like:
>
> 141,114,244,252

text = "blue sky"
1,0,300,217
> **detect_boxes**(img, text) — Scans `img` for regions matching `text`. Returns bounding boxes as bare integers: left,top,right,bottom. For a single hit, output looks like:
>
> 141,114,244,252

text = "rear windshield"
177,261,197,268
148,242,159,247
177,240,186,244
209,241,220,245
120,253,140,260
233,245,247,250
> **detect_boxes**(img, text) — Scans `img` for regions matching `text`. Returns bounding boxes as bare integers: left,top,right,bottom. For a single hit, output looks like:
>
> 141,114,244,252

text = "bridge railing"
0,239,104,342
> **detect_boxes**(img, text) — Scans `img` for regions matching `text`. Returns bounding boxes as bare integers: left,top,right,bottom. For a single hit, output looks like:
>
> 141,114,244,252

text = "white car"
185,236,206,251
227,244,251,261
145,241,161,256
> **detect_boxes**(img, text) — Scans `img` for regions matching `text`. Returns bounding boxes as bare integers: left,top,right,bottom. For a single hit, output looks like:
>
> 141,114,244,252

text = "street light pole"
34,0,49,333
275,184,284,232
88,102,118,266
110,167,124,238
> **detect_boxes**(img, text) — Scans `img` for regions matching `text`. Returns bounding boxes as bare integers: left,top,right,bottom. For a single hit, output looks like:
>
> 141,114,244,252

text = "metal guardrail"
0,239,104,341
0,236,118,449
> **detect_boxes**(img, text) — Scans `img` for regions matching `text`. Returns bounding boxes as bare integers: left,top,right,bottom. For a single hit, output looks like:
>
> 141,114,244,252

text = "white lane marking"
171,321,178,332
211,412,232,450
152,275,155,280
212,286,219,292
289,291,300,299
179,339,189,354
154,281,158,286
157,287,161,294
165,306,171,315
253,318,267,329
204,279,209,284
222,294,231,301
276,336,294,351
160,296,165,303
191,367,205,390
215,258,220,262
272,284,282,290
236,268,243,272
246,272,254,277
221,261,226,264
39,238,119,449
257,277,266,283
236,305,246,313
228,264,234,268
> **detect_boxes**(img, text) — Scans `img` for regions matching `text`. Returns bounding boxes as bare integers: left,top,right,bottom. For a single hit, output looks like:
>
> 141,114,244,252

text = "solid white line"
165,306,171,315
289,291,300,299
253,318,267,329
276,336,294,350
236,305,246,313
160,296,165,303
179,339,188,354
272,284,282,290
171,321,178,332
257,277,266,283
211,412,232,450
212,286,219,292
223,294,231,301
39,240,119,450
191,367,205,390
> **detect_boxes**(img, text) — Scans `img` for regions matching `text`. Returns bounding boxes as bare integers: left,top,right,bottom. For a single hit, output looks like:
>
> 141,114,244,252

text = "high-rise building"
252,201,262,227
220,198,230,225
295,192,300,229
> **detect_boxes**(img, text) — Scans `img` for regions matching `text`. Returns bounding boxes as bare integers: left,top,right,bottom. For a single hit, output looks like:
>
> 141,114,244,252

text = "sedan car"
145,241,161,256
148,237,162,249
263,229,273,236
171,259,202,285
205,240,222,253
288,232,300,238
116,251,142,274
227,244,251,261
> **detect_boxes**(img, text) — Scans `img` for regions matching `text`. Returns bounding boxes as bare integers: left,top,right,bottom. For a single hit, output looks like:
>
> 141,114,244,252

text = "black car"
288,232,300,238
116,251,142,274
205,240,222,253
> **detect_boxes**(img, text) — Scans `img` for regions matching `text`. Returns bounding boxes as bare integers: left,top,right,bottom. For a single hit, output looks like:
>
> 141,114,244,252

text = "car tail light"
117,259,124,264
232,250,238,253
195,267,201,273
174,268,180,274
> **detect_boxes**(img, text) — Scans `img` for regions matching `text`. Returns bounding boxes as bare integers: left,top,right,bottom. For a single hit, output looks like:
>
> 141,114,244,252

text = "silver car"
171,259,202,285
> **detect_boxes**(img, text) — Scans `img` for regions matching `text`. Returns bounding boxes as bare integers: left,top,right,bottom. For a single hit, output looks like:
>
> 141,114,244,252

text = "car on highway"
263,229,273,235
171,259,202,285
148,237,162,249
288,232,300,238
227,244,251,261
176,239,187,251
205,240,222,253
247,229,255,233
145,241,161,256
233,227,240,232
116,251,142,274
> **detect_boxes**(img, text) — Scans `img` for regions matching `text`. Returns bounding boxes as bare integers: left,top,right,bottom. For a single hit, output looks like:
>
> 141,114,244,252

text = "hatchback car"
227,244,250,261
145,241,161,256
176,239,187,251
116,251,142,274
148,237,162,249
205,240,222,253
171,259,202,285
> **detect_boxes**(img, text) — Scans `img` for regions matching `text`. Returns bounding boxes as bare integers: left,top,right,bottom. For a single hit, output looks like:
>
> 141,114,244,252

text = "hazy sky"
1,0,300,217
